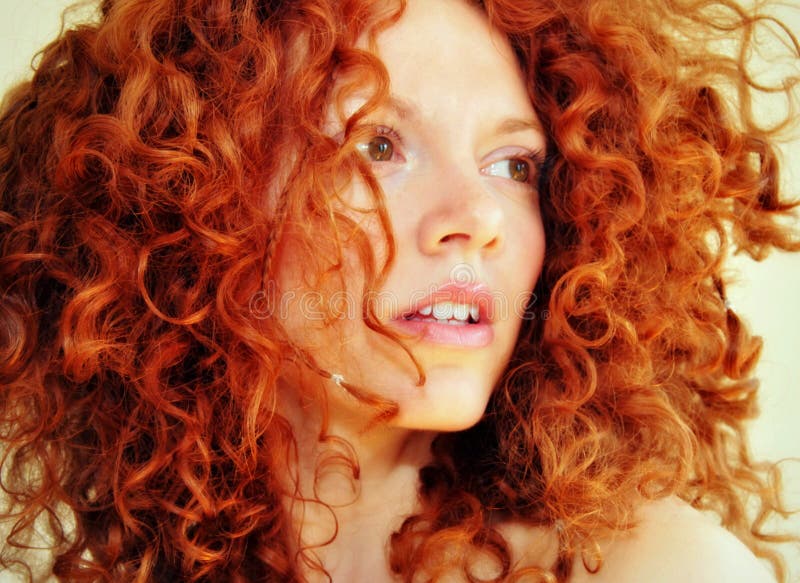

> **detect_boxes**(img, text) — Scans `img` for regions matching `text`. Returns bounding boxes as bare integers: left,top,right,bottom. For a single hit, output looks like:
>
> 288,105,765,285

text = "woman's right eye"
358,135,394,162
355,127,402,163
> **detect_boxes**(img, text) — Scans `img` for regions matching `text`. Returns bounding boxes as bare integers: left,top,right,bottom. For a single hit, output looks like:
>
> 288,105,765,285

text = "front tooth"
432,301,454,320
469,305,480,322
452,303,469,321
418,304,432,316
435,318,450,325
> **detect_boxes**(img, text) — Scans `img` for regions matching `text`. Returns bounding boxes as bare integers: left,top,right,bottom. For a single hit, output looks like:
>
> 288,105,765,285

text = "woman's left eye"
485,158,534,184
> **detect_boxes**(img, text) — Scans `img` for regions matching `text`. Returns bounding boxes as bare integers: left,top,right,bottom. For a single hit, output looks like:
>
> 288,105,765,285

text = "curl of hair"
0,0,798,581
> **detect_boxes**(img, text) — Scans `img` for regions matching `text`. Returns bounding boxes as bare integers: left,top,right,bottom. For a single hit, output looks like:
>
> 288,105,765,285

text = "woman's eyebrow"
382,94,420,121
492,117,543,137
382,95,542,137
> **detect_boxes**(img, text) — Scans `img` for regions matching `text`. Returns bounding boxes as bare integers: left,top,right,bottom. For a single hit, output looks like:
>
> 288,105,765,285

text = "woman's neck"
275,372,436,578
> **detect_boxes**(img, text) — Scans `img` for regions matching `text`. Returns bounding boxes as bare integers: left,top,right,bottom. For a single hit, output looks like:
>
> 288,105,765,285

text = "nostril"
435,232,502,251
420,204,504,255
439,233,470,244
483,235,502,251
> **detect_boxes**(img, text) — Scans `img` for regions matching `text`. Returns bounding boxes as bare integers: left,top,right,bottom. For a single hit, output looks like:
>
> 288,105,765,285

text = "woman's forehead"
359,0,521,74
334,0,535,129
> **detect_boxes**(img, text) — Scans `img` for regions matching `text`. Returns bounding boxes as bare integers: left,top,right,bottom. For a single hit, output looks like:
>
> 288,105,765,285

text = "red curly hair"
1,0,798,581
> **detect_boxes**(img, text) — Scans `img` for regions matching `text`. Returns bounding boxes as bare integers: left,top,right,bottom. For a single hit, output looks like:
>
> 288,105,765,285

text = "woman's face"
275,0,546,431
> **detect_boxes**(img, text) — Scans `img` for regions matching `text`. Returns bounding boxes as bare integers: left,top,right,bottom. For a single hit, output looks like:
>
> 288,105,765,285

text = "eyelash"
375,125,402,142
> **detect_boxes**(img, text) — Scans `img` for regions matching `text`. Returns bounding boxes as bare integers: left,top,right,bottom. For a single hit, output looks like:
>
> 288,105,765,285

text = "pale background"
0,0,798,580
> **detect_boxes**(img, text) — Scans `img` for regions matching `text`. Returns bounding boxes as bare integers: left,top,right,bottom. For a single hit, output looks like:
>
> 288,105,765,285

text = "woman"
0,0,797,581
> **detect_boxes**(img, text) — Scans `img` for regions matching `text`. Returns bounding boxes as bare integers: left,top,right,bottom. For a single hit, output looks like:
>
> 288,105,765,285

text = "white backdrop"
1,0,798,580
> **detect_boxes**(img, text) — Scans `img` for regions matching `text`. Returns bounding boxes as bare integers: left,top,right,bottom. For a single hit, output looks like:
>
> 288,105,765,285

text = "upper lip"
396,281,494,323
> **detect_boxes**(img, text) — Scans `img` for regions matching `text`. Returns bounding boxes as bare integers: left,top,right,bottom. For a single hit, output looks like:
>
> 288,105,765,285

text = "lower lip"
389,318,494,347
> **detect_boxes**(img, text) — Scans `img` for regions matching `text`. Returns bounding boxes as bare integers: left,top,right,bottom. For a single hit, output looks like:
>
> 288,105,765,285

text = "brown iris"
509,159,530,183
367,135,393,161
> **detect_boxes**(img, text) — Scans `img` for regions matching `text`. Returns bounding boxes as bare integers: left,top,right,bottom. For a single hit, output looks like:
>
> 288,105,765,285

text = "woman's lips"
388,280,496,347
389,315,494,347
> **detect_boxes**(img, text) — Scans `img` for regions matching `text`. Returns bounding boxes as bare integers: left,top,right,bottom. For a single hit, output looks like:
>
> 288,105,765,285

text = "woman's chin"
390,374,496,432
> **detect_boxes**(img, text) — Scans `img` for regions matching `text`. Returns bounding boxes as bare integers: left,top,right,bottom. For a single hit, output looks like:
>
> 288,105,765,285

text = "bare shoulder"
571,496,776,583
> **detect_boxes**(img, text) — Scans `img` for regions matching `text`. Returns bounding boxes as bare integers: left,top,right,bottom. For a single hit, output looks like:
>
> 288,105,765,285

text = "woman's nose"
416,168,504,256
